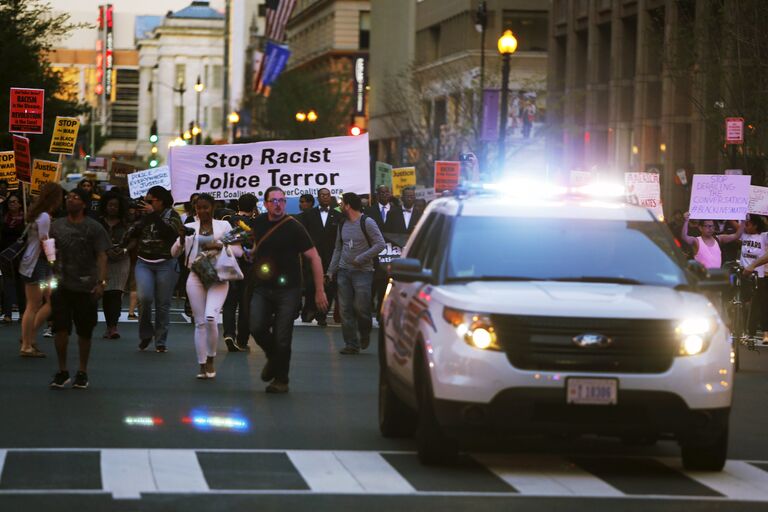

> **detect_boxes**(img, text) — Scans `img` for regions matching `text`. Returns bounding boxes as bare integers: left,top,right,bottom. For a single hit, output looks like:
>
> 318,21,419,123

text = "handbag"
0,224,30,276
186,234,220,289
215,245,244,281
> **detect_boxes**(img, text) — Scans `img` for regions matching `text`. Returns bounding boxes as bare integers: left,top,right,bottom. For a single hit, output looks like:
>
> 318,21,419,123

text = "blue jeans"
249,286,302,382
136,258,179,347
337,268,374,349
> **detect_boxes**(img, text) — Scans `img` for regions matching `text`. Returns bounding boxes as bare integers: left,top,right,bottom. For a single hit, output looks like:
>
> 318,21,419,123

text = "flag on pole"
266,0,297,42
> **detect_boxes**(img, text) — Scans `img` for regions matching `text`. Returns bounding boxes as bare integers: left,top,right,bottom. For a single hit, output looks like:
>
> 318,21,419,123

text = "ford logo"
572,333,612,348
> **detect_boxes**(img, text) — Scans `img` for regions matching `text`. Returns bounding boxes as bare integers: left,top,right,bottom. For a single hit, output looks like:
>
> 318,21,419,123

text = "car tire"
680,424,728,471
379,367,417,437
415,349,458,465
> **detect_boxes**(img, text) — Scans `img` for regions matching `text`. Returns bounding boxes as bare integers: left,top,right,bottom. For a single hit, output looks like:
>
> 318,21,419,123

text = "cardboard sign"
49,117,80,155
9,88,44,134
415,186,437,202
434,161,460,193
374,161,392,191
30,159,60,195
749,186,768,216
0,152,18,190
169,134,370,200
689,174,750,220
625,172,663,219
12,135,31,183
391,166,416,197
110,161,136,187
128,166,171,199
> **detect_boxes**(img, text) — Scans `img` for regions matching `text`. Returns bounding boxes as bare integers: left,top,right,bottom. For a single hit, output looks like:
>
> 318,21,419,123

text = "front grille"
492,315,677,373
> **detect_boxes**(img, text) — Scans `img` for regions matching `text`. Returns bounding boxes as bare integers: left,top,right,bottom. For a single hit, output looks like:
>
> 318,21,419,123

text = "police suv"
378,188,732,470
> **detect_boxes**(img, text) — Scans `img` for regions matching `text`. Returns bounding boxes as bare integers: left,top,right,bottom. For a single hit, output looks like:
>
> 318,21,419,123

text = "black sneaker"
360,335,371,350
224,336,240,352
156,345,167,353
235,340,250,352
265,379,289,393
138,338,151,351
339,346,360,355
49,371,71,389
260,360,274,382
72,371,89,389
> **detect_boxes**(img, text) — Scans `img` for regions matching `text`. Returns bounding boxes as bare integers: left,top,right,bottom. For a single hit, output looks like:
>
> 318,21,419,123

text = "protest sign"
30,159,59,195
625,172,663,219
49,117,80,155
169,134,370,201
391,166,416,197
374,161,392,191
434,161,460,192
749,186,768,216
688,174,750,220
415,186,437,202
9,88,44,134
128,166,171,199
110,162,136,187
12,135,31,183
0,152,17,189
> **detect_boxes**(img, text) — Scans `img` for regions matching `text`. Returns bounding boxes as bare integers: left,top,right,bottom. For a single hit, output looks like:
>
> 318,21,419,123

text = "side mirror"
696,266,731,292
389,258,433,283
686,259,708,278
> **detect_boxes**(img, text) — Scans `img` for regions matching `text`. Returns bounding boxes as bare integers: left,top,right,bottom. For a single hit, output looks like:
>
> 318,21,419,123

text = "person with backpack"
327,192,386,355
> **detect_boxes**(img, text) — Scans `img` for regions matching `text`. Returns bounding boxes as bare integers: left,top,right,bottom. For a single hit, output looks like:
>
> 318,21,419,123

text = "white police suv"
379,189,732,470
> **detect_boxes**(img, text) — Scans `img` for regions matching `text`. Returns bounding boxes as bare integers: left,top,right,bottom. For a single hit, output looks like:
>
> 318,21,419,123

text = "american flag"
265,0,297,42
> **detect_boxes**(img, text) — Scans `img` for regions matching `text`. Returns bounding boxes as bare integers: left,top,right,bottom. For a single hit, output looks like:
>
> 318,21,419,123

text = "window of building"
211,106,222,133
502,11,548,51
212,65,223,89
174,63,186,87
174,106,183,135
359,11,370,50
433,98,447,137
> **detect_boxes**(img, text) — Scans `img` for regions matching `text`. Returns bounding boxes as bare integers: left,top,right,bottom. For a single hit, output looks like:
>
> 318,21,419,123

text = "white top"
18,212,50,278
741,232,768,278
171,219,243,268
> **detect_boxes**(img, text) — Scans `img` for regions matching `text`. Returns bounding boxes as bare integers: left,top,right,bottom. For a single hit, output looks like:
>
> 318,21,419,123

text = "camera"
183,226,196,236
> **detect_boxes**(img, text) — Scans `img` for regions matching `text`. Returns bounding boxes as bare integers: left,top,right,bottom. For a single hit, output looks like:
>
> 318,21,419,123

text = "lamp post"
295,109,318,137
194,75,204,144
497,29,518,177
173,78,186,138
228,110,240,143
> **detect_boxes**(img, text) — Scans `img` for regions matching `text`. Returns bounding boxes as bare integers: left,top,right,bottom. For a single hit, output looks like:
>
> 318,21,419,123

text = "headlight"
443,307,501,351
675,317,713,356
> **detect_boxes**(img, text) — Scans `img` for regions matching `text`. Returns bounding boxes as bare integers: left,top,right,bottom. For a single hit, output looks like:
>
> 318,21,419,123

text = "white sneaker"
42,327,54,338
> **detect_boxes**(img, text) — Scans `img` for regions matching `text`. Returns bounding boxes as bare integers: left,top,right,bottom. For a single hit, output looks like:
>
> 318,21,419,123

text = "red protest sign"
725,117,744,145
434,161,461,192
12,135,31,183
9,88,44,134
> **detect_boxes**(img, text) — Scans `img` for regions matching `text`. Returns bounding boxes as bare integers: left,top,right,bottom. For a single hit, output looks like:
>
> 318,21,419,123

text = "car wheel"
680,424,728,471
379,367,417,437
415,350,457,465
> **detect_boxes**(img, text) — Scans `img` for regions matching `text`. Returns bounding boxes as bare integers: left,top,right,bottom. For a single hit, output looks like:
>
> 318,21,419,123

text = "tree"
0,0,86,157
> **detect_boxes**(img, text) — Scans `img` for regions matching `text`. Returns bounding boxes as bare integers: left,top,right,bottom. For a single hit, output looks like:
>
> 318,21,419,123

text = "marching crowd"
2,178,426,393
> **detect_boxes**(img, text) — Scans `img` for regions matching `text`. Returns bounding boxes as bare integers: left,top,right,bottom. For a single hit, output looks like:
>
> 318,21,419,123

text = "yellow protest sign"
391,166,416,197
0,151,18,189
31,159,60,195
49,117,80,155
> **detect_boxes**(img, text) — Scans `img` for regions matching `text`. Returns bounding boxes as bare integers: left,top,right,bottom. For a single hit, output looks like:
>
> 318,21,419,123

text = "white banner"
169,134,370,202
625,172,663,219
128,166,171,199
689,174,751,220
749,185,768,216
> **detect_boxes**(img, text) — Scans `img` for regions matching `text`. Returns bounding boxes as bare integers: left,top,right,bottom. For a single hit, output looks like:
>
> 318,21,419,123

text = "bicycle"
724,261,759,372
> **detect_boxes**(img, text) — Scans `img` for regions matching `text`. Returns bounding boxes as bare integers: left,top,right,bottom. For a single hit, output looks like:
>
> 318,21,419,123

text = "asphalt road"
1,316,768,511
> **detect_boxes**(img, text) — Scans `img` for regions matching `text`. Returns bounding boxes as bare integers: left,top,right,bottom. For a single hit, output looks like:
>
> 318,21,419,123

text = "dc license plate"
566,378,618,405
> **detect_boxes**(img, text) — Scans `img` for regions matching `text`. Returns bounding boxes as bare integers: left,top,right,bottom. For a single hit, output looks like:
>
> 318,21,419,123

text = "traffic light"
149,144,159,168
149,120,158,143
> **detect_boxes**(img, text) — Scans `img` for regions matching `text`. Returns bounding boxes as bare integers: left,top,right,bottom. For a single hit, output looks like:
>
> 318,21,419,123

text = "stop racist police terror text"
204,147,333,170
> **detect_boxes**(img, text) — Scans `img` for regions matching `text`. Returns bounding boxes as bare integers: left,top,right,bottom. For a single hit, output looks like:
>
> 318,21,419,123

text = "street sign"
49,117,80,155
12,135,31,183
725,117,744,145
9,88,44,134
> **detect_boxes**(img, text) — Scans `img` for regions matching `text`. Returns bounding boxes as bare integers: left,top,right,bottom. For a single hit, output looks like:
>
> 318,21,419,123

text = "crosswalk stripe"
333,451,415,493
475,454,623,497
287,451,364,493
101,449,156,499
659,458,768,502
149,449,209,493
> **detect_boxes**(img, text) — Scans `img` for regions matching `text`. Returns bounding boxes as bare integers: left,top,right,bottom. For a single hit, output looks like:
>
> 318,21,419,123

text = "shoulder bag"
0,223,31,276
215,245,244,281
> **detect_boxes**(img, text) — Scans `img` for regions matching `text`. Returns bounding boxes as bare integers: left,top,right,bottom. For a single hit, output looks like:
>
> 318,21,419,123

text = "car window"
406,211,436,261
420,214,447,270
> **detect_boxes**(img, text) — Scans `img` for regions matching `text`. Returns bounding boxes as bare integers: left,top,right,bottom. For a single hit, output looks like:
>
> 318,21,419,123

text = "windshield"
446,217,688,287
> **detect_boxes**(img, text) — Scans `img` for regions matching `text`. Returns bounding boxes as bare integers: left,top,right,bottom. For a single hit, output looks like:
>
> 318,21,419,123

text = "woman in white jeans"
171,194,242,379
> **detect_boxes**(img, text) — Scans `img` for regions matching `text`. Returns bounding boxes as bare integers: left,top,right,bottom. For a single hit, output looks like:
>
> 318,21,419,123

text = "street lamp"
193,75,204,144
295,111,307,122
497,29,518,176
228,110,240,143
306,109,318,123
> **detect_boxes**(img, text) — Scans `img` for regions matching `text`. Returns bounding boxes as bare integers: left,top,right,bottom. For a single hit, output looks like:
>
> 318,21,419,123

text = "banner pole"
56,153,64,182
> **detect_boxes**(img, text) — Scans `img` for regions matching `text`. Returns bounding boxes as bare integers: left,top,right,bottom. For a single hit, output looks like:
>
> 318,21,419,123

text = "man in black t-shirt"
247,186,328,393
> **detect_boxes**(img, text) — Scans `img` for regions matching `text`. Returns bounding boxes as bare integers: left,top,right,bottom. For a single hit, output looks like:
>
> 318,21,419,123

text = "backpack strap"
338,214,372,248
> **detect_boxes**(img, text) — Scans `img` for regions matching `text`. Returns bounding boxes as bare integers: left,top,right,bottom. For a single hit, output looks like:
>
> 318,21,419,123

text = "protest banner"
9,88,44,134
110,161,136,187
374,161,392,191
749,186,768,216
30,159,59,195
434,161,460,192
12,135,31,184
625,172,663,219
169,134,370,201
0,152,17,189
391,166,416,197
49,117,80,155
688,174,750,220
128,166,171,199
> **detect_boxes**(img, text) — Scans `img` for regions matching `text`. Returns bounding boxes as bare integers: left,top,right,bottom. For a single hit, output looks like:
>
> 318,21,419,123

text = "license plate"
566,378,618,405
